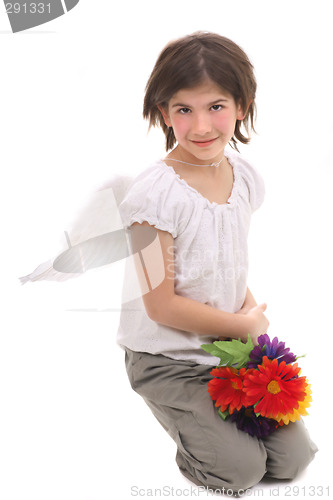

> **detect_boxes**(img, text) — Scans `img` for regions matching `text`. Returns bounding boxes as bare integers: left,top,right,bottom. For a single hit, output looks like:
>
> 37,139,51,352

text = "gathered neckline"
158,150,239,209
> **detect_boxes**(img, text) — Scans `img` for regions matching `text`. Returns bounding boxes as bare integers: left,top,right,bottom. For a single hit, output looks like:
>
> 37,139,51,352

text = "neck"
165,146,227,177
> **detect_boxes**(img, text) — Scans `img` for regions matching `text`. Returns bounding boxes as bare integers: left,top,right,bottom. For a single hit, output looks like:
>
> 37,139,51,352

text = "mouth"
191,138,218,147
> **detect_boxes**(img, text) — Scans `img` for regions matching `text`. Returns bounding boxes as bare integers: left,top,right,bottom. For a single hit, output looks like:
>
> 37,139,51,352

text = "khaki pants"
124,347,318,494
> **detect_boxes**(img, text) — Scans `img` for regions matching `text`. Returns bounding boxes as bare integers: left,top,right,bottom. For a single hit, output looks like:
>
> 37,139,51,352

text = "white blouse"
116,148,265,365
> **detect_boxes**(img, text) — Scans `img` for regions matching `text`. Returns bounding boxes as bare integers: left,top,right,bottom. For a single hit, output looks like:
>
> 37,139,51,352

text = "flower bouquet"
201,334,312,438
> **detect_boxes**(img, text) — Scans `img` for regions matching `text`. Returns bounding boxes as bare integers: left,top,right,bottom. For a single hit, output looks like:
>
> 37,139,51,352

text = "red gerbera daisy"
208,366,250,414
243,356,307,419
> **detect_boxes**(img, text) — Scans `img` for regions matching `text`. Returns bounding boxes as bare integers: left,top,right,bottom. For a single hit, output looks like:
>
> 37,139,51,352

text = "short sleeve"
118,163,191,239
233,152,265,213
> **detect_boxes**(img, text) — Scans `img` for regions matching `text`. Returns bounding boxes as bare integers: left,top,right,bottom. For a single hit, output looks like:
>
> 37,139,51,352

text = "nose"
191,112,212,136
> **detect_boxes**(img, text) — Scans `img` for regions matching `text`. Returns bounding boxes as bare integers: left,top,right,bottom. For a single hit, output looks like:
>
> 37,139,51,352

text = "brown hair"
143,31,257,151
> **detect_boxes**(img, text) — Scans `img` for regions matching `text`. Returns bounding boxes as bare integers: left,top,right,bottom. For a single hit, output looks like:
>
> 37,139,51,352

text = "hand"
243,303,269,344
235,304,252,315
217,300,269,343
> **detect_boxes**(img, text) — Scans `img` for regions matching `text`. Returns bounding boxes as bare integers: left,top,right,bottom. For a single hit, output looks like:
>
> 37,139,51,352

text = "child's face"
159,80,244,162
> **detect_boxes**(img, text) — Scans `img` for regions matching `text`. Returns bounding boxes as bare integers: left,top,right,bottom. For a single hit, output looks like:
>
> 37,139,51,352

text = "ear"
157,104,172,127
236,100,252,120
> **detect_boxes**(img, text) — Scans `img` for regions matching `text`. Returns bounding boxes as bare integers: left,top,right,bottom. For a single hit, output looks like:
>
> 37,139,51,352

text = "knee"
204,442,267,492
228,447,267,491
176,438,267,493
275,440,317,480
266,421,318,480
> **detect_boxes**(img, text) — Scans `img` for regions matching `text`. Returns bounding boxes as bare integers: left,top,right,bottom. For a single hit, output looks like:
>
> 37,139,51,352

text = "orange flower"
274,382,312,425
243,357,308,419
208,366,250,414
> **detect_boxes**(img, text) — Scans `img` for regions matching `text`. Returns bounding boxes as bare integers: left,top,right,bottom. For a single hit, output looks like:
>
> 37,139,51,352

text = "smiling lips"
191,138,217,147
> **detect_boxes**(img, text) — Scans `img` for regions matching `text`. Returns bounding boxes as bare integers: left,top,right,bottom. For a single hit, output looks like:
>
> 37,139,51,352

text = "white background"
0,1,332,499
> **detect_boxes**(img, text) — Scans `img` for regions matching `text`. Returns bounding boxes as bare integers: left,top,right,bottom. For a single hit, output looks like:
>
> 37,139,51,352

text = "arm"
236,287,258,315
130,222,269,342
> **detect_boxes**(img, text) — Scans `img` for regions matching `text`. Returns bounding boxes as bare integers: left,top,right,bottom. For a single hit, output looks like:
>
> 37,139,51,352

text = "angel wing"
19,175,133,284
18,175,165,304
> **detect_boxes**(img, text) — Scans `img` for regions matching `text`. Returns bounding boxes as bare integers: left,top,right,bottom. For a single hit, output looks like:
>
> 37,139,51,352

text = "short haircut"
143,31,257,151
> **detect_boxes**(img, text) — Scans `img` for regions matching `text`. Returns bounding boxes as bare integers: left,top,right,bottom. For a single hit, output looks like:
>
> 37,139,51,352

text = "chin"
192,147,225,160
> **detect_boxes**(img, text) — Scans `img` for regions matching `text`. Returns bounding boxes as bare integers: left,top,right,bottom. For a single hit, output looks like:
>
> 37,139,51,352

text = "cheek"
214,110,237,131
170,116,189,137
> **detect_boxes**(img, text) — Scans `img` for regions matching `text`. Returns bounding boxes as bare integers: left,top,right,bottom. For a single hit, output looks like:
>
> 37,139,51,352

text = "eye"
211,104,224,111
178,107,191,114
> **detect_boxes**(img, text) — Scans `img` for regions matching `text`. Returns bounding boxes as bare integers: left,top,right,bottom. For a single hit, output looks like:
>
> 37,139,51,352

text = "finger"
257,303,267,312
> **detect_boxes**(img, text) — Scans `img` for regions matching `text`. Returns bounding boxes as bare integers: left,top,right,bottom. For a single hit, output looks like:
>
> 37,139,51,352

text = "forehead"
169,80,233,105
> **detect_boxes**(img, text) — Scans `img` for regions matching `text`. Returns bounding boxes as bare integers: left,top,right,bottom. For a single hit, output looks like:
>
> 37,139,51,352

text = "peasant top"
116,147,265,366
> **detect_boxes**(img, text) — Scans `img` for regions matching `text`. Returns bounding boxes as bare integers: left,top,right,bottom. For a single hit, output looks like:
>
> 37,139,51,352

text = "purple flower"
247,334,296,369
230,407,278,438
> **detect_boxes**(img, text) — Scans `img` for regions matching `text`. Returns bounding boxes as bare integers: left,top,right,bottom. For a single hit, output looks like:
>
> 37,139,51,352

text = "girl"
116,31,317,493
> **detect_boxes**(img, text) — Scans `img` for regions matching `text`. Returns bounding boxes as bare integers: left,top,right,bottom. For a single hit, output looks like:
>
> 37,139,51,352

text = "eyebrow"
171,98,230,108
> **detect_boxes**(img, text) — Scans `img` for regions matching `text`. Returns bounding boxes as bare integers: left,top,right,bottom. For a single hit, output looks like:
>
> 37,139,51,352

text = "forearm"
150,293,251,341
